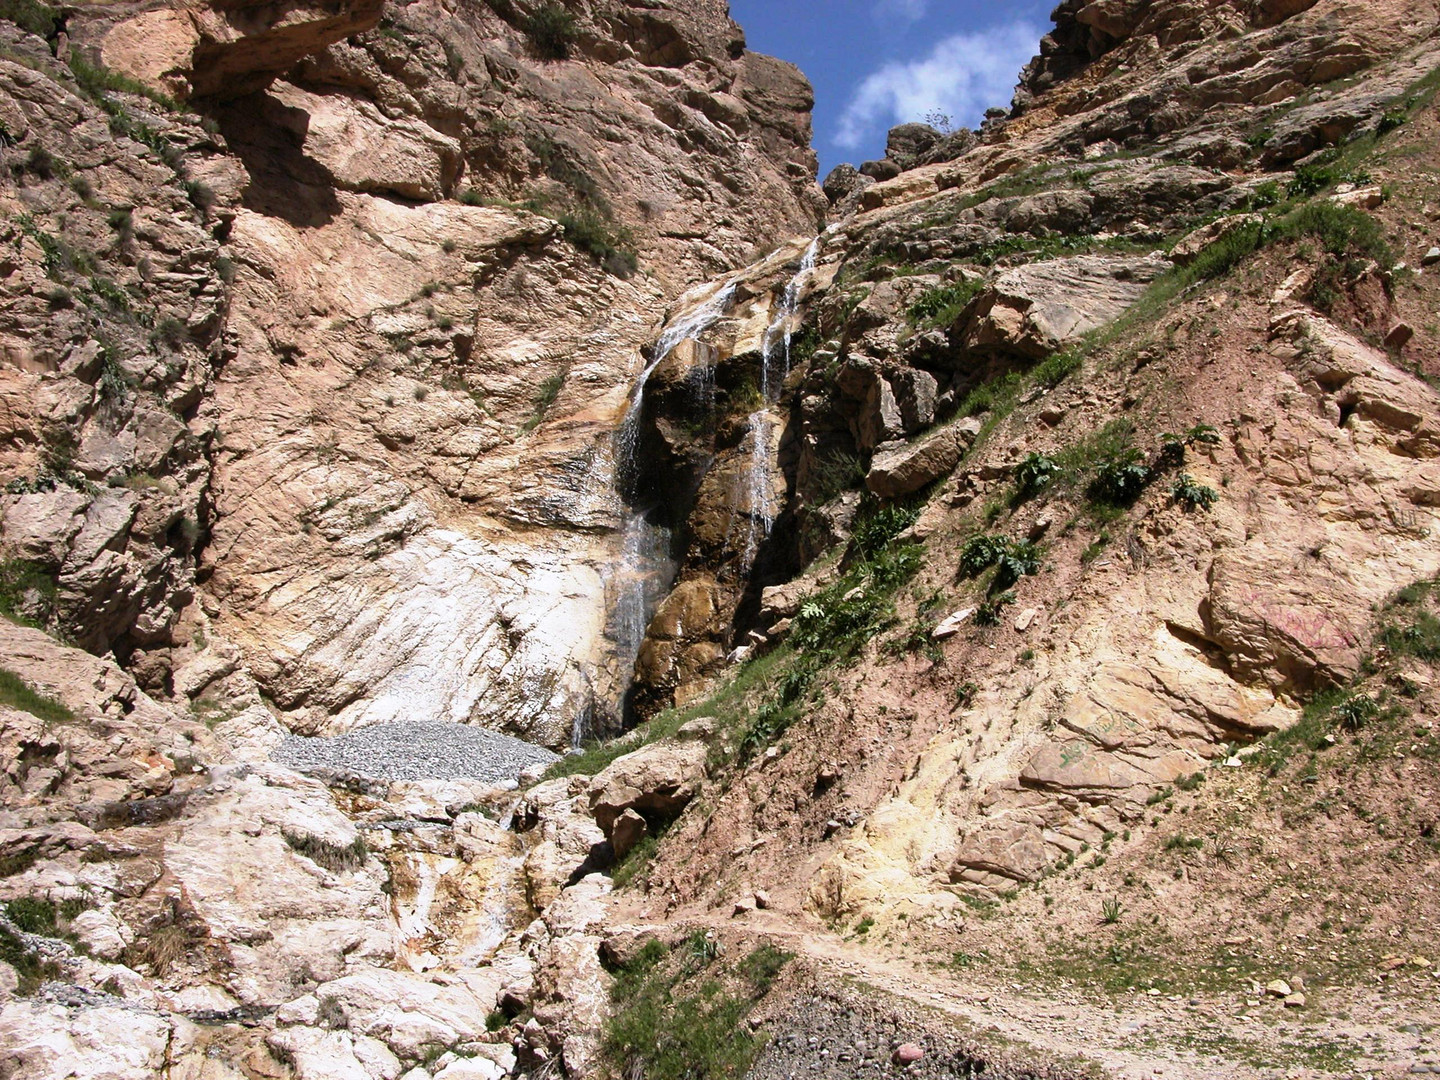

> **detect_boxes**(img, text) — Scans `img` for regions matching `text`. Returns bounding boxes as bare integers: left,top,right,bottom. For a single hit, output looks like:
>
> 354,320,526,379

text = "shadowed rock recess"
3,0,1440,1076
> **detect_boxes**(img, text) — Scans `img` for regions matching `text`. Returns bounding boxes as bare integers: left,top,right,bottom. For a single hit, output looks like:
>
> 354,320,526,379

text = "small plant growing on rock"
1089,448,1150,506
1333,693,1379,731
1101,897,1123,925
524,3,579,60
973,591,1015,626
958,535,1040,590
1170,474,1218,511
1014,452,1059,500
959,534,1007,577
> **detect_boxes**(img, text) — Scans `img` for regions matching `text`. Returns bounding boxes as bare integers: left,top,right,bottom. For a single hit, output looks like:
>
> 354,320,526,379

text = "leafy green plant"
1101,897,1123,925
1333,693,1378,731
959,534,1008,577
995,539,1041,590
905,279,983,328
973,591,1015,626
958,534,1040,589
1089,448,1151,506
1014,452,1060,499
1170,474,1218,511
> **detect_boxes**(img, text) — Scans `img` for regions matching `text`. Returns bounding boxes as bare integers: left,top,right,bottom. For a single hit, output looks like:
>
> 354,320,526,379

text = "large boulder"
885,123,942,168
964,254,1171,359
587,741,707,838
865,417,983,498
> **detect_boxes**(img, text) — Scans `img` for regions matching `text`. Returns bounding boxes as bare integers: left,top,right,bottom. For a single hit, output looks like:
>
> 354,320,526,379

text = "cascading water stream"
596,281,739,739
740,236,823,566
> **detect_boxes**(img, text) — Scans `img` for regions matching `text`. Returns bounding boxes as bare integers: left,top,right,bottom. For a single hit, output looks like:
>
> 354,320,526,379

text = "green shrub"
848,497,923,559
558,209,637,277
994,539,1041,590
1170,474,1218,511
905,279,983,327
958,534,1040,589
1089,448,1150,506
0,559,57,629
524,3,579,60
1014,452,1059,499
958,534,1004,577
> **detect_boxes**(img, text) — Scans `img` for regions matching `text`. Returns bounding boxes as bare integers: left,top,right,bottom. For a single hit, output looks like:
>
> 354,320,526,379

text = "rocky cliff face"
4,0,1440,1078
0,0,821,752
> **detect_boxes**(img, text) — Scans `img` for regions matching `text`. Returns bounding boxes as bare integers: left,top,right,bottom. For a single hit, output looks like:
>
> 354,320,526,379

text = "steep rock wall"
0,0,823,748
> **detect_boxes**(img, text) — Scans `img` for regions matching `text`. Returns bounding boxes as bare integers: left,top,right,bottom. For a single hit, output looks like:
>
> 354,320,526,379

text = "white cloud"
833,20,1043,152
873,0,928,23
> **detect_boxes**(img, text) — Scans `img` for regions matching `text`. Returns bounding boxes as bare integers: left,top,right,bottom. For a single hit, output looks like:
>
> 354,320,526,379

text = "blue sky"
728,0,1052,178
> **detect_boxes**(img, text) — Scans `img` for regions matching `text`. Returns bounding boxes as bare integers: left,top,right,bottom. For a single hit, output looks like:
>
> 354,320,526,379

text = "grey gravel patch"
272,722,558,785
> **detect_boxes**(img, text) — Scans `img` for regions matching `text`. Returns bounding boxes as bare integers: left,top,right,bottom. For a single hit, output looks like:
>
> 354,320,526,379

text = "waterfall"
738,236,823,565
615,282,737,499
604,280,738,728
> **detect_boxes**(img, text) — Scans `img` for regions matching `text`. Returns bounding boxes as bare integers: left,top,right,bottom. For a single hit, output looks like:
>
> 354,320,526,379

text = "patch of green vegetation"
67,54,182,113
1378,578,1440,661
956,370,1022,419
958,534,1041,591
523,3,579,60
0,558,58,630
1088,448,1151,508
972,590,1015,626
905,279,983,328
0,0,58,39
809,448,866,504
281,830,368,873
522,370,567,432
0,923,61,994
736,943,792,994
0,668,73,725
1170,473,1218,511
612,834,660,889
1029,347,1083,389
1013,452,1059,501
559,208,638,277
736,498,925,761
602,937,767,1080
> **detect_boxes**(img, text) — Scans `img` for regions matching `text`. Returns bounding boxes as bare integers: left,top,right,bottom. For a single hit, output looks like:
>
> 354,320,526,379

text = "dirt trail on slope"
643,905,1437,1080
